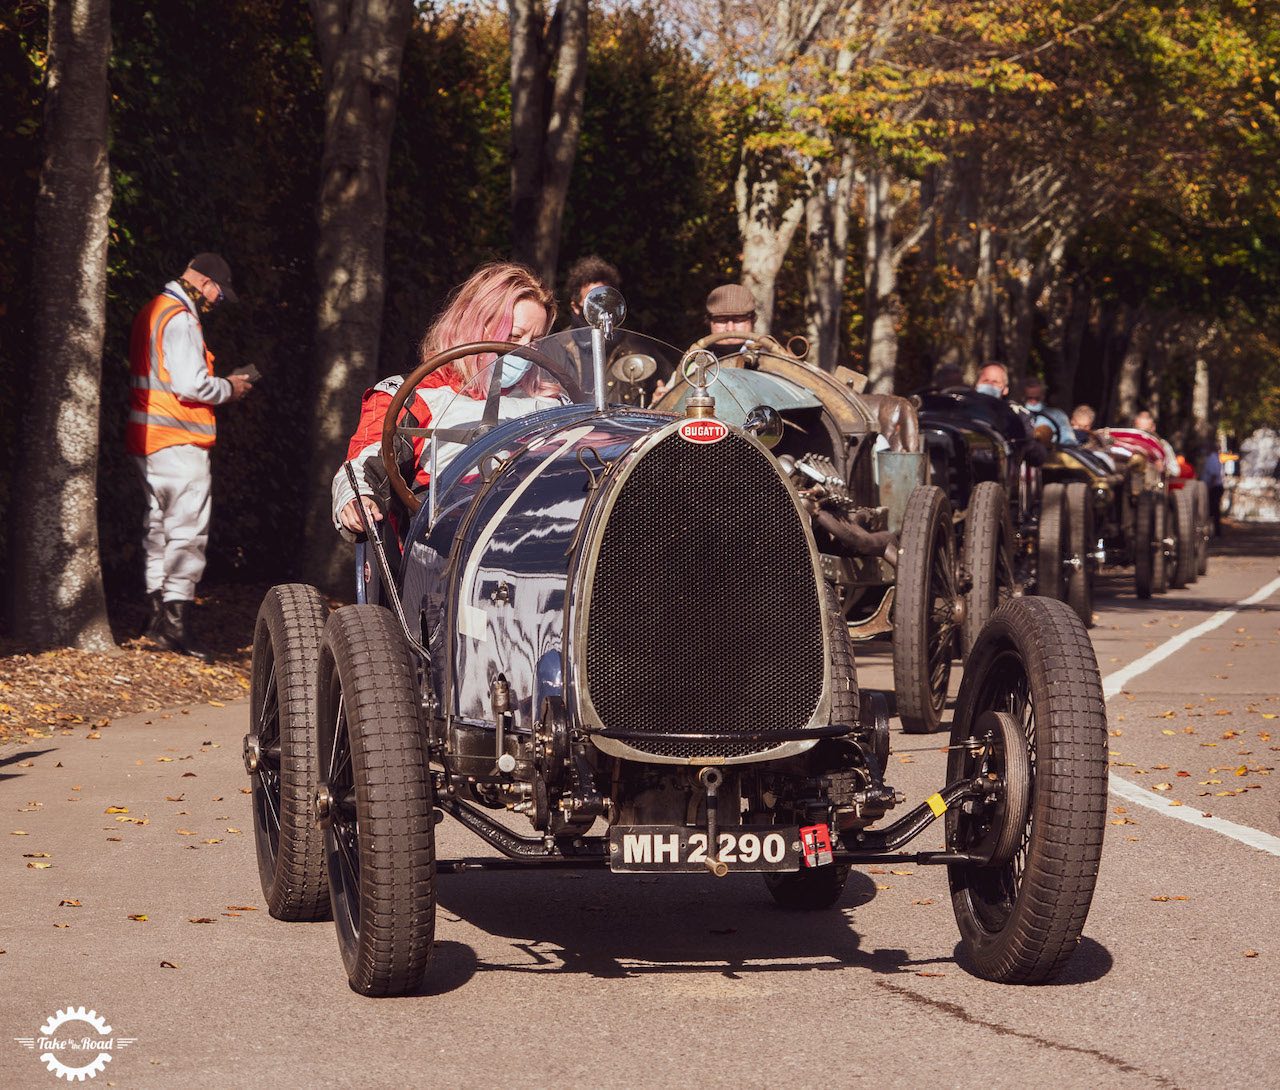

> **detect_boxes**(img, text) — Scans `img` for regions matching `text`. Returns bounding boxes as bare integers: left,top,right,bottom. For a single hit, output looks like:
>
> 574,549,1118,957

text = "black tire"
1064,483,1094,628
1191,480,1210,576
1152,493,1170,594
893,485,959,734
764,864,851,910
1036,483,1067,600
961,481,1015,659
318,606,436,997
1171,487,1196,588
1133,491,1155,599
945,597,1107,983
249,584,331,922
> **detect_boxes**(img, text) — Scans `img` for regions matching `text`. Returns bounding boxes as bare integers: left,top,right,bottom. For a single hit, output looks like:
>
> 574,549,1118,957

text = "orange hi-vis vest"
126,293,217,455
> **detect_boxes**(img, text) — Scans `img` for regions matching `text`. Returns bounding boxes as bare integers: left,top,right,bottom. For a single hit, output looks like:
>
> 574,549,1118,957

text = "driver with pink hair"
332,262,559,539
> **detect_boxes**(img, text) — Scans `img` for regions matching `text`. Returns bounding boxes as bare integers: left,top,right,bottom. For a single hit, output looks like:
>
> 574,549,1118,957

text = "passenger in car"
331,262,559,540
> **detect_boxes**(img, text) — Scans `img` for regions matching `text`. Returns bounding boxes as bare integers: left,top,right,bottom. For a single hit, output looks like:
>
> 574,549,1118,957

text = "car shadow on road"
950,935,1113,986
0,746,57,783
425,867,954,995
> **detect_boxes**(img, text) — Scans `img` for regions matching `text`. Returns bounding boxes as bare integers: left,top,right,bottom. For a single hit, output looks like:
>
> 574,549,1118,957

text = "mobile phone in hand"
240,365,262,383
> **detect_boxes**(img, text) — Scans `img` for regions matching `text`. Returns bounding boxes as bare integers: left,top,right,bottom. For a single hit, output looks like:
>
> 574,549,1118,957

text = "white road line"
1102,572,1280,857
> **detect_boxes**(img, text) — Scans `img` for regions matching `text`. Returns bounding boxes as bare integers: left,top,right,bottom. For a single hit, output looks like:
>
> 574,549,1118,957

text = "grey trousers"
134,445,212,601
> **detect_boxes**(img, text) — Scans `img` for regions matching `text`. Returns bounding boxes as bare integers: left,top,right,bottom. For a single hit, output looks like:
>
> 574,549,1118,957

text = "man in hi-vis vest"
126,253,254,660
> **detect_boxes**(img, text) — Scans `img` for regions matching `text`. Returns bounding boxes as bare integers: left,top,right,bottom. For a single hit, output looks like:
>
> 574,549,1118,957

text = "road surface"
3,526,1278,1088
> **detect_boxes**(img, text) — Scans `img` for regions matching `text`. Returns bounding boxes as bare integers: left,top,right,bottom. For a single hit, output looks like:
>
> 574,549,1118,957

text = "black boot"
160,600,212,663
143,590,165,641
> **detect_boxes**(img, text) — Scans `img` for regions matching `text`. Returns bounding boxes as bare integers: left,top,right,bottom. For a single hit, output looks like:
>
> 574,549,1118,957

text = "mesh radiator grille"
584,430,826,758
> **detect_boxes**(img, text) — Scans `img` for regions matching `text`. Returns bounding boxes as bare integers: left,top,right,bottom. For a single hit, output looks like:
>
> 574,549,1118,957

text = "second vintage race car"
243,289,1108,996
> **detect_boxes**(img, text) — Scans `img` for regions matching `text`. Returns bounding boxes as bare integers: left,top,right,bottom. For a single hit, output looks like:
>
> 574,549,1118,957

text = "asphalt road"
3,525,1278,1089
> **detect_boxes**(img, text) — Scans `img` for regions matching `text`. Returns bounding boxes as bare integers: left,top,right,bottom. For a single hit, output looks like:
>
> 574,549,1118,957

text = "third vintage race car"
243,289,1108,996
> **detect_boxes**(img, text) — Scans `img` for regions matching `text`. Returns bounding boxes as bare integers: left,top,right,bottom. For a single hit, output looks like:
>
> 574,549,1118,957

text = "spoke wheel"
893,485,958,734
1064,482,1094,628
1171,487,1196,588
318,606,436,997
1191,480,1210,576
961,480,1015,658
945,597,1107,983
1133,491,1155,599
1152,493,1171,594
1036,483,1067,599
249,584,330,921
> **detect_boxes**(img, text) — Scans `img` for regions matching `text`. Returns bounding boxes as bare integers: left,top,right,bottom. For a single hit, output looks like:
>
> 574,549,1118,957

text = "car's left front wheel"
318,605,436,997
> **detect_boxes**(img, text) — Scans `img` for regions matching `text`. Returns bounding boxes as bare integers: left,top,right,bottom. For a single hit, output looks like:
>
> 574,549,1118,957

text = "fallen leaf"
201,838,223,845
912,899,935,906
208,700,226,708
16,760,33,768
10,831,28,836
1243,950,1259,958
176,829,195,836
58,899,82,907
1161,729,1175,736
1235,765,1248,776
156,757,174,763
105,836,122,842
104,806,129,814
1153,783,1172,791
225,827,241,834
188,917,215,924
165,795,184,803
181,772,197,778
127,914,148,921
53,923,69,929
26,861,52,869
239,787,251,795
160,960,179,969
916,971,946,978
889,869,914,876
226,905,257,912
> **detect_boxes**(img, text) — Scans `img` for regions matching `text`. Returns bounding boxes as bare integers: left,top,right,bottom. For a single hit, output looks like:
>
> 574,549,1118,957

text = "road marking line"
1102,572,1280,858
1102,573,1280,699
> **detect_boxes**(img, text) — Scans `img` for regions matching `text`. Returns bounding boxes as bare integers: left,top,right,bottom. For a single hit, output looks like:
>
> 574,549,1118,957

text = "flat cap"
705,283,756,318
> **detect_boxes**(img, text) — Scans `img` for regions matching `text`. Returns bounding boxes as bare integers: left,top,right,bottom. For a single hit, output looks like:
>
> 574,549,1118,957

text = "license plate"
608,825,800,873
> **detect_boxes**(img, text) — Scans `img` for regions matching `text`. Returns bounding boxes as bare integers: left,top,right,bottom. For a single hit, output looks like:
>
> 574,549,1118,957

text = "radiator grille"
583,429,826,758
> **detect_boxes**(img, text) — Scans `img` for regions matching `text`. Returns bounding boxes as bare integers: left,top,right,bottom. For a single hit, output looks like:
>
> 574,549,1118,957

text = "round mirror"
743,404,784,449
583,286,626,331
610,352,656,385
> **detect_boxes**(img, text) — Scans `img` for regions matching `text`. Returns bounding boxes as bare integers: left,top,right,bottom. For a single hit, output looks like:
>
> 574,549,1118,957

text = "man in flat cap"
126,253,255,660
704,283,758,349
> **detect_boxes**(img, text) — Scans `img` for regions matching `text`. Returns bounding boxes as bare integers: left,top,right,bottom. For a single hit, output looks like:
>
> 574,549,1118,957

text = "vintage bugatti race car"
244,290,1108,996
651,335,957,735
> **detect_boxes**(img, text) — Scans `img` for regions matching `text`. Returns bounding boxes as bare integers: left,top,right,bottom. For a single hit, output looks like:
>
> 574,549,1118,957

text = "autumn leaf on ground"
201,838,222,845
53,923,69,929
913,899,935,906
165,795,184,802
160,961,179,969
208,700,226,708
58,899,81,907
22,851,50,858
226,905,257,912
1153,783,1172,791
890,869,914,876
127,914,148,921
104,806,129,814
26,861,52,869
1243,950,1259,958
10,831,28,836
176,829,195,836
916,971,946,978
188,917,215,924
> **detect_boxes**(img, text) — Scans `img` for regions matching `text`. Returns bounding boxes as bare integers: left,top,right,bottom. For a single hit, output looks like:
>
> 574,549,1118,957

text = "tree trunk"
302,0,414,592
10,0,114,650
736,155,805,332
803,150,854,369
1114,312,1150,425
864,167,900,392
509,0,588,284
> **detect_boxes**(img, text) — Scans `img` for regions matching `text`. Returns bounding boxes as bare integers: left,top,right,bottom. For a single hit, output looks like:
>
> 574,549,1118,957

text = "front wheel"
1133,491,1155,599
893,485,959,734
1036,483,1067,599
248,584,331,921
945,596,1107,983
1152,493,1171,594
1064,482,1095,628
764,865,851,910
318,605,436,997
961,481,1015,658
1171,487,1196,588
1191,480,1210,576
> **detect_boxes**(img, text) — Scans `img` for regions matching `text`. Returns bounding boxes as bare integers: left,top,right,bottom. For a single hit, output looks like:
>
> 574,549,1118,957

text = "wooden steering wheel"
380,340,585,514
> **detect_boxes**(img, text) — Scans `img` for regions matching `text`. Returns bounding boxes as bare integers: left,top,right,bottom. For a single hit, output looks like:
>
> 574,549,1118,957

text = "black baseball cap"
187,252,239,303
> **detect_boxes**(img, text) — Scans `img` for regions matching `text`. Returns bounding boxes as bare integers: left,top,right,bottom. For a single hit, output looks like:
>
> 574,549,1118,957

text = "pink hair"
420,262,557,391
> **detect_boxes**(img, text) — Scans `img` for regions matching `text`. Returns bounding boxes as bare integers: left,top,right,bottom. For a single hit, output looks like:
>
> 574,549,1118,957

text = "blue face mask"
976,383,1002,398
498,352,532,390
1025,400,1043,412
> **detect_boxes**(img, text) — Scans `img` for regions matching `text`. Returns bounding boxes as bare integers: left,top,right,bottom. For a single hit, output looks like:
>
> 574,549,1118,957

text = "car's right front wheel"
317,605,436,997
945,596,1107,983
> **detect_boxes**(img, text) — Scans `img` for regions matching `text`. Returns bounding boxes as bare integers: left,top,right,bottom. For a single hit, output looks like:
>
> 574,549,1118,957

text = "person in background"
127,253,255,661
653,283,759,400
1199,444,1225,536
564,255,620,329
1070,403,1097,443
972,362,1047,467
333,262,559,540
1022,377,1077,446
1133,409,1157,434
